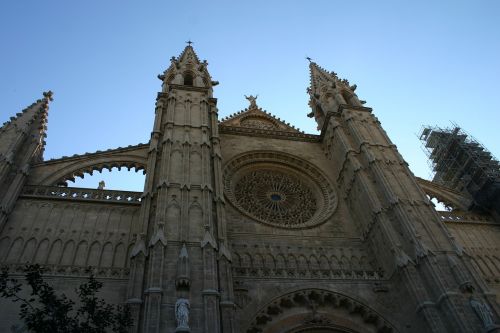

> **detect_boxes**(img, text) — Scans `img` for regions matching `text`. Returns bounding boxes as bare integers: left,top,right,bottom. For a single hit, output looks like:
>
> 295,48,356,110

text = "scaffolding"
419,124,500,212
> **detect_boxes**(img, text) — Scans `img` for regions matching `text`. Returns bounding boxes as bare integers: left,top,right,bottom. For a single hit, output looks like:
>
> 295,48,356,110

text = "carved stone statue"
244,94,258,108
175,298,190,331
97,180,105,190
470,297,495,328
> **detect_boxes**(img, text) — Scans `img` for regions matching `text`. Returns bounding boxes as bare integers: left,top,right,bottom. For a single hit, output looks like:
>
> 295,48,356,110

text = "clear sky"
1,0,499,191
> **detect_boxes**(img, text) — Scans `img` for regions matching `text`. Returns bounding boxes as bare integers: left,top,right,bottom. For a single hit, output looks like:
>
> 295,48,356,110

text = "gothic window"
183,72,193,86
224,152,338,229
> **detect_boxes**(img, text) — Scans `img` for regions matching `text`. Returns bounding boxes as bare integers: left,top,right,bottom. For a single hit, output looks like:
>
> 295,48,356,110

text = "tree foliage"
0,264,132,333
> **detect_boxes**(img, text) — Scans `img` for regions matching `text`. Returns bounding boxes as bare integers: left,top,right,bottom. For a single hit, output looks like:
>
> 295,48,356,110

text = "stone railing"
439,211,495,224
3,263,130,279
21,185,142,205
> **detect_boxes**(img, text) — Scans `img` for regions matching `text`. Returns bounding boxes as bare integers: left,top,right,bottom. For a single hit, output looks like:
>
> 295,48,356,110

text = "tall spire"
0,91,53,232
157,44,218,93
0,91,53,164
307,61,364,130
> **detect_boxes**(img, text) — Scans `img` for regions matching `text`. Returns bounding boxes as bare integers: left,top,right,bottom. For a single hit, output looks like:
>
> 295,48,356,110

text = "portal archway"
246,289,396,333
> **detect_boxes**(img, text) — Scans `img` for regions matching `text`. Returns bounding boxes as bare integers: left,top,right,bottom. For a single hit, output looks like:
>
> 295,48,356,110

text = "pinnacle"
0,91,52,162
176,43,202,65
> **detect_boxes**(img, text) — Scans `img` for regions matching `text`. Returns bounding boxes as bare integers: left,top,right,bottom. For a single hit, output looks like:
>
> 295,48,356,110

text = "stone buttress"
126,46,235,333
307,61,499,332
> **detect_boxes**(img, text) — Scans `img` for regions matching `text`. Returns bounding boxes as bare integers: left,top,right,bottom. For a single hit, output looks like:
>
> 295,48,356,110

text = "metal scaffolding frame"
419,124,500,211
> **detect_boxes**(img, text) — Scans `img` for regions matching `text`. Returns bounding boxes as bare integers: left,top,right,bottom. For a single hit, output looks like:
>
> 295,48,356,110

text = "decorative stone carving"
176,243,190,289
244,94,258,109
470,297,496,329
175,298,191,332
240,117,277,130
233,169,317,227
224,151,337,229
246,289,395,333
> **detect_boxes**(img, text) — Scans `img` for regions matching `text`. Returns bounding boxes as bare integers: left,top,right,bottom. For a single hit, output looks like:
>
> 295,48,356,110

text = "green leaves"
0,264,132,333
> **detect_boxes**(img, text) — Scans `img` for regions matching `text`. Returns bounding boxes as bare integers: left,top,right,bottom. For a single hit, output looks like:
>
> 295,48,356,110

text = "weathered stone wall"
219,133,408,332
0,196,139,332
446,221,500,296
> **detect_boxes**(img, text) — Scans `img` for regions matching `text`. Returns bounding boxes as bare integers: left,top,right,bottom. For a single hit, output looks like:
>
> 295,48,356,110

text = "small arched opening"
183,72,194,86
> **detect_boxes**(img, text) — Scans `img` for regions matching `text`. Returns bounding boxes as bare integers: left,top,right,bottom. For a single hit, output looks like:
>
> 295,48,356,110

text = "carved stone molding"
21,185,142,205
2,263,130,279
245,288,396,333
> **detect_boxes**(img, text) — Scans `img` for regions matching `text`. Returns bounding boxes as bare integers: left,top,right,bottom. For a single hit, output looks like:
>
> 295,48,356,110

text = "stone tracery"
224,151,338,229
234,169,317,227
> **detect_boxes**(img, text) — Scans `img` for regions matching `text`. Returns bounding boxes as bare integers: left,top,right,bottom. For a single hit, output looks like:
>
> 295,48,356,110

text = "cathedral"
0,45,499,333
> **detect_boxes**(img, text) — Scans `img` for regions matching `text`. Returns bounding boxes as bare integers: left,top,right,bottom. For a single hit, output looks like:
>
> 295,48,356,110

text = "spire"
308,61,338,98
307,61,365,130
157,44,218,91
0,91,53,163
308,61,361,101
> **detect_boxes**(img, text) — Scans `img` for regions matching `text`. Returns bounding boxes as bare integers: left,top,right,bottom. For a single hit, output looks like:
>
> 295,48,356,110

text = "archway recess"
246,289,396,333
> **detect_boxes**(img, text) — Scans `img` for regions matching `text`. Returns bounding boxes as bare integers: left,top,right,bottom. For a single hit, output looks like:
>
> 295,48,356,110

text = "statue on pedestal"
175,298,190,332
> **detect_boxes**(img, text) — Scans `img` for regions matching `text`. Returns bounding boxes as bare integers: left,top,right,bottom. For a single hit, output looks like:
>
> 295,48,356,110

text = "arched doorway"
245,289,396,333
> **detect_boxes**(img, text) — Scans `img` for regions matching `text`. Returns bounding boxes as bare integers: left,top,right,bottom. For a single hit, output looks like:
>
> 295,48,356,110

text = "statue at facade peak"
244,94,258,108
175,298,190,331
97,180,105,190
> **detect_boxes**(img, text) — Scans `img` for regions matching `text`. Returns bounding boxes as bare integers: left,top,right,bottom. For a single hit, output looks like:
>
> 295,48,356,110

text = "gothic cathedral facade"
0,45,499,333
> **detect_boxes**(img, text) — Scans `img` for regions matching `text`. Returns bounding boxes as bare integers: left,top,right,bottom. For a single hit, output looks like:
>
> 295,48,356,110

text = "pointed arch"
188,201,203,239
113,243,126,267
319,255,330,270
74,241,88,266
189,151,202,184
100,242,114,267
275,254,286,270
47,239,63,265
60,240,75,265
309,254,320,270
297,255,308,270
0,237,11,262
166,199,181,238
245,288,397,333
6,237,24,263
190,103,201,128
253,253,265,269
241,253,252,268
263,253,276,271
20,238,37,263
87,241,101,267
33,239,49,263
125,243,135,268
183,71,194,86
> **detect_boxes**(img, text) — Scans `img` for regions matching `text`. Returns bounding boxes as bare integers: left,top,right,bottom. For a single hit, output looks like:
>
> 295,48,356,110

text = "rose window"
224,152,337,229
233,170,317,227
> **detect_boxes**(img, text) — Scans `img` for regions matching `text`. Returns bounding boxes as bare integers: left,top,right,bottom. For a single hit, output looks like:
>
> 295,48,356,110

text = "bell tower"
307,60,499,332
126,44,235,333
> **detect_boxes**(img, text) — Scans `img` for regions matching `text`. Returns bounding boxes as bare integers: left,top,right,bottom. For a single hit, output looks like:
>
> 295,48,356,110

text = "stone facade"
0,45,499,333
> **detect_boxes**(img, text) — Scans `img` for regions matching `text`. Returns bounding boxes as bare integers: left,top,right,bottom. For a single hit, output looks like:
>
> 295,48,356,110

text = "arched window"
183,72,193,86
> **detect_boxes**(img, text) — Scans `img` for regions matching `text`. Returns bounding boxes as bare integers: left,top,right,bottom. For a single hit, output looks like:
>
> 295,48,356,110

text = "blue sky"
1,1,499,191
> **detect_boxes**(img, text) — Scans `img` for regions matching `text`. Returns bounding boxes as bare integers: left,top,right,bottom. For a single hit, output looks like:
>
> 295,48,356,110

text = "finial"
306,56,312,63
43,91,53,101
186,40,193,46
